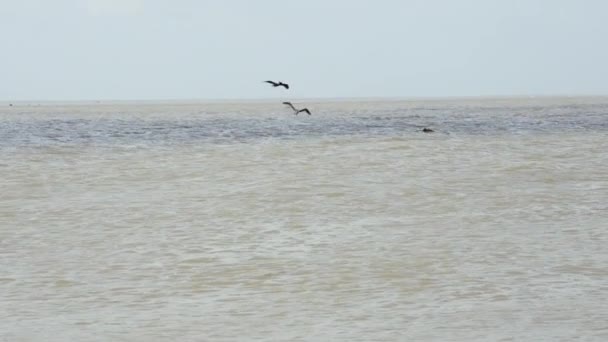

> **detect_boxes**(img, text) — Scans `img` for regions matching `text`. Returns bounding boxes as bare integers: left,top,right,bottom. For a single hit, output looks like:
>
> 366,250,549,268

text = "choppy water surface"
1,98,607,341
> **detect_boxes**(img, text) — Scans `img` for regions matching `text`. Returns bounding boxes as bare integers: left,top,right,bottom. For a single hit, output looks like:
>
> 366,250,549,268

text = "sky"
1,0,608,100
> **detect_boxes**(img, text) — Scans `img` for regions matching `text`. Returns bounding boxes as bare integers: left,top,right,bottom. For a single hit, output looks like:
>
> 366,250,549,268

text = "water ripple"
1,100,607,147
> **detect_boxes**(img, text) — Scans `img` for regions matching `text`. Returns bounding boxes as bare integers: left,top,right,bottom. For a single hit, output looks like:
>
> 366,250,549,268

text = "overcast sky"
1,0,607,100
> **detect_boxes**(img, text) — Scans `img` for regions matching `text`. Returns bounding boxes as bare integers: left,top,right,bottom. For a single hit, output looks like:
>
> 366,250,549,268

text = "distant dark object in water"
283,101,311,115
9,103,13,107
264,80,289,89
422,128,434,133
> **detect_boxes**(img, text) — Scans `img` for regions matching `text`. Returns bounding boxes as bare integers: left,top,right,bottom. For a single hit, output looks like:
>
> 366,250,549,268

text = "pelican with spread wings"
264,80,289,89
283,102,311,115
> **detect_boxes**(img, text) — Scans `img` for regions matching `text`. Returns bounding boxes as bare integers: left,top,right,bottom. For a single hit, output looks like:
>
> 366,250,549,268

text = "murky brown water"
1,98,607,341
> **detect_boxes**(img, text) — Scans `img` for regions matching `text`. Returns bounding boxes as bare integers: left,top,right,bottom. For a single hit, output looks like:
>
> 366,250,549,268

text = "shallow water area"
1,97,608,341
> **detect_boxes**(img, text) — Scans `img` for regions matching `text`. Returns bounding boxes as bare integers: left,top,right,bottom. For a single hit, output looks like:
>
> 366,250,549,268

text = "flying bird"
283,102,311,115
264,80,289,89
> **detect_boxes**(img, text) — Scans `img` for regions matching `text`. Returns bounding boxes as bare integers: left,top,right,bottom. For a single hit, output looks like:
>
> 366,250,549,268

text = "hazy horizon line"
4,93,608,104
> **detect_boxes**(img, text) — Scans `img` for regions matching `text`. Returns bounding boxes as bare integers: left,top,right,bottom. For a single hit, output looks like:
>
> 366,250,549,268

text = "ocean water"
1,97,607,341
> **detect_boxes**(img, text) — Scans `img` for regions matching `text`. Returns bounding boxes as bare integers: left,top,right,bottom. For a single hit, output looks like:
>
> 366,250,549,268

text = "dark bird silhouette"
422,128,434,133
283,102,311,115
264,80,289,89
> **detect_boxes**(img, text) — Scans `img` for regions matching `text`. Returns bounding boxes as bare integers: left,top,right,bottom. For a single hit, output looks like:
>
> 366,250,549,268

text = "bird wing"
299,108,311,115
281,83,289,89
282,102,297,112
264,80,277,86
